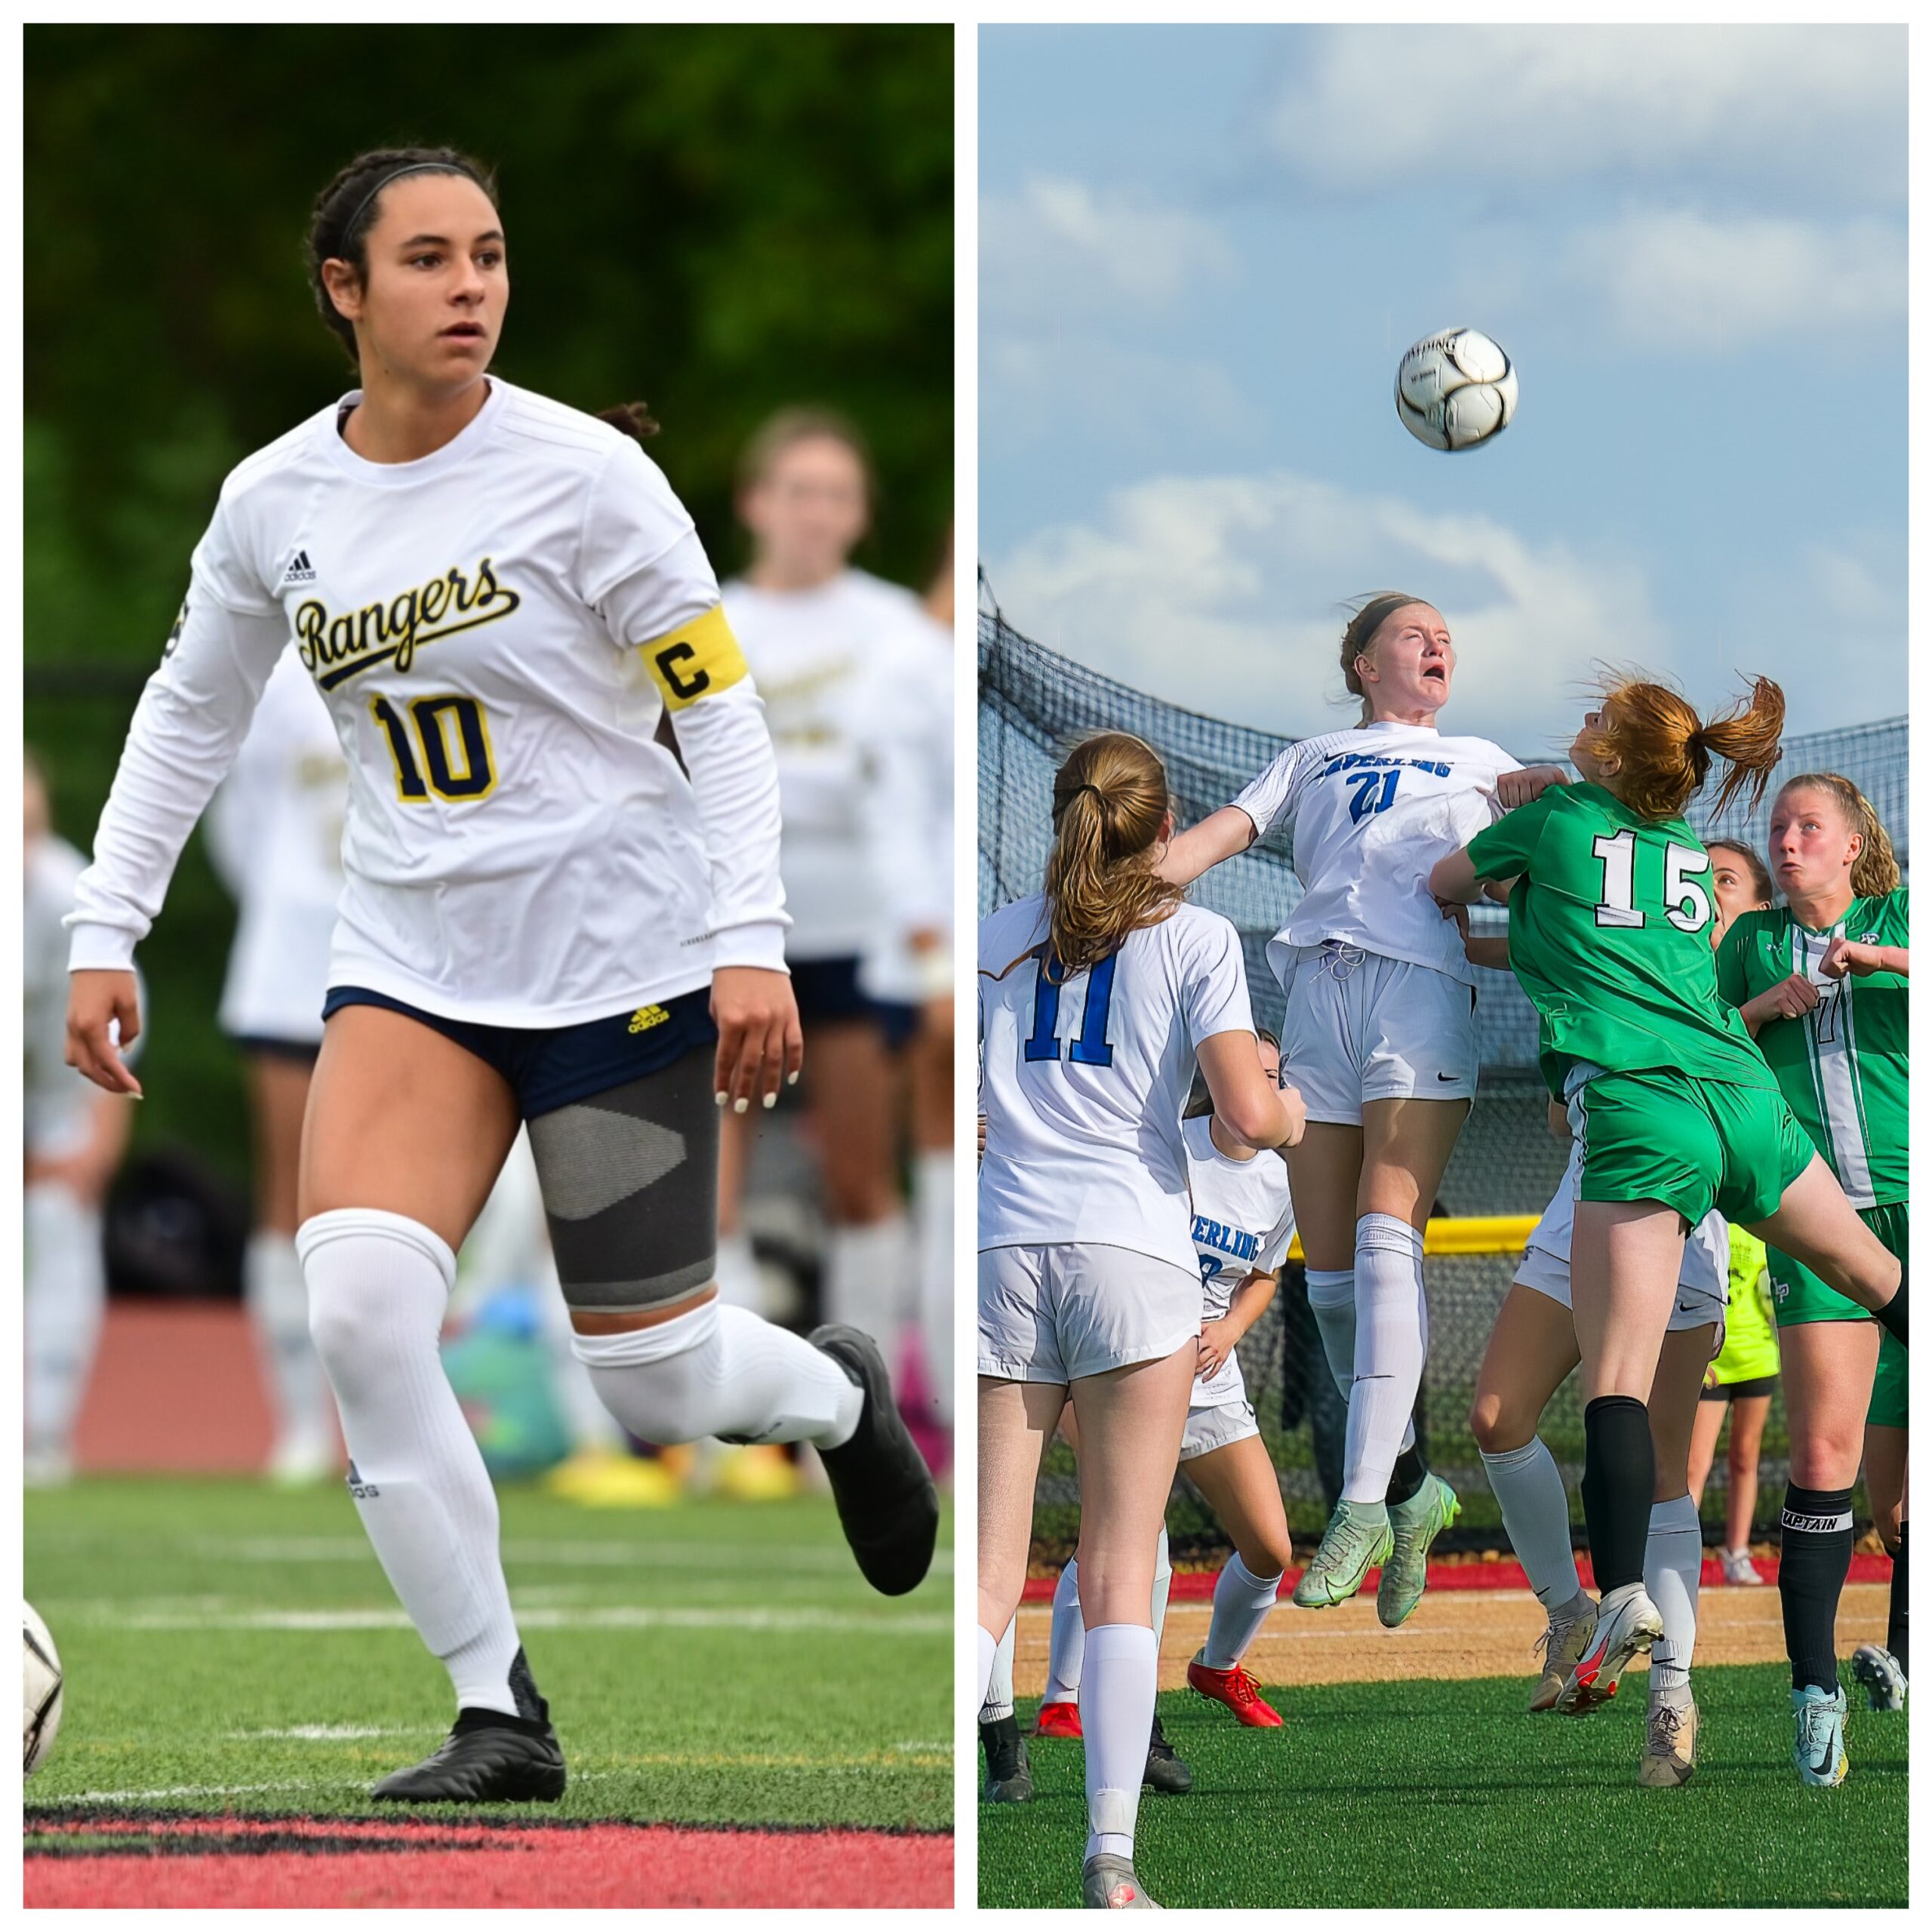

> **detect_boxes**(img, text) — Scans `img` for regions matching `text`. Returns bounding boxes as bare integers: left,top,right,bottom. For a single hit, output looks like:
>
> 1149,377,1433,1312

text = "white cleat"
1718,1546,1764,1586
1555,1586,1663,1715
1529,1601,1597,1712
1083,1854,1158,1909
1850,1643,1907,1713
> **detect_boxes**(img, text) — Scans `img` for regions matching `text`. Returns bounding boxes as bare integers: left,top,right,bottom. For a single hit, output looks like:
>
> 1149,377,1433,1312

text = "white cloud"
1565,211,1903,349
980,175,1236,324
981,332,1249,460
986,468,1663,754
1266,26,1903,205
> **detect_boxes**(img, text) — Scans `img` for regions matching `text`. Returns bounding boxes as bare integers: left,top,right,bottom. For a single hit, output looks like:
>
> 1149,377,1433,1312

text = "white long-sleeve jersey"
69,380,787,1026
722,568,940,964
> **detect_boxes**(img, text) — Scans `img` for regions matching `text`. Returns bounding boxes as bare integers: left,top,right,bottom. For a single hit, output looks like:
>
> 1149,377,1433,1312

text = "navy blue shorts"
320,986,717,1120
789,954,919,1051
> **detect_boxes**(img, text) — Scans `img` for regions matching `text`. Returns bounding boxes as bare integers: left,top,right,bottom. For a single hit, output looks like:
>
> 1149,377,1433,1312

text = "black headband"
343,162,484,242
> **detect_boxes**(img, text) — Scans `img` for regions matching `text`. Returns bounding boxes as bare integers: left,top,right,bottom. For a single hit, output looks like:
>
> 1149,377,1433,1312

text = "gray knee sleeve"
527,1048,718,1314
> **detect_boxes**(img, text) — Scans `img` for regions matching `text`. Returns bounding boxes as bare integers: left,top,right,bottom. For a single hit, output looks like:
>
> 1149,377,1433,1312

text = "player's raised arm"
1156,803,1256,886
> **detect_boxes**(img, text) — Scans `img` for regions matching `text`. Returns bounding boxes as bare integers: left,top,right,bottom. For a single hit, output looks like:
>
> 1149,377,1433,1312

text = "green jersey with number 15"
1466,782,1777,1102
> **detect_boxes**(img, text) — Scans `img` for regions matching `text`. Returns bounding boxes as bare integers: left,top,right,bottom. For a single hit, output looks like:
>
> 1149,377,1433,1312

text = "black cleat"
809,1324,940,1596
371,1649,566,1804
1143,1713,1192,1795
980,1714,1034,1803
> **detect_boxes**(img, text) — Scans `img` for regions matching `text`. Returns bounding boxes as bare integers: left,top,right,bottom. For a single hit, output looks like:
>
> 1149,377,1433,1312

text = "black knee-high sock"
1874,1272,1907,1348
1780,1484,1854,1693
1580,1395,1654,1596
1888,1522,1909,1675
1386,1432,1427,1507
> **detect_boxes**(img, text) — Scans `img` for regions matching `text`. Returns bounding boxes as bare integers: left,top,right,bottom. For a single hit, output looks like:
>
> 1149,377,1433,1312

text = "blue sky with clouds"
980,24,1906,759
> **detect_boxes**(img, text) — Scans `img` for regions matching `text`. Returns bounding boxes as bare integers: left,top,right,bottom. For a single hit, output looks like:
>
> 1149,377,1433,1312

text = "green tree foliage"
26,23,955,1183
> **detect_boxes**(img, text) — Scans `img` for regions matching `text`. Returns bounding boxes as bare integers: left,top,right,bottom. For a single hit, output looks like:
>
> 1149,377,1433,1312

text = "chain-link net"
979,598,1907,1556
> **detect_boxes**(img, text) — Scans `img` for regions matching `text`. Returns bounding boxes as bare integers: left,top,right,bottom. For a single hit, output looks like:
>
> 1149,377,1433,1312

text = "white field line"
75,1604,948,1636
226,1726,414,1741
180,1537,952,1577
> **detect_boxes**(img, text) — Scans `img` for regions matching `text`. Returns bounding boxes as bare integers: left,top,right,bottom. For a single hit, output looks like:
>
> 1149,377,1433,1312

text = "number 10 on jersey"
1023,949,1117,1067
372,694,498,803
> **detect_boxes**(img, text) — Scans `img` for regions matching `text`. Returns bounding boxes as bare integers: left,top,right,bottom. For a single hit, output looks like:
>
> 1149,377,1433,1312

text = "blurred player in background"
1717,774,1909,1768
1159,595,1565,1620
977,732,1301,1909
205,651,348,1481
25,752,134,1485
723,414,945,1382
1435,679,1906,1778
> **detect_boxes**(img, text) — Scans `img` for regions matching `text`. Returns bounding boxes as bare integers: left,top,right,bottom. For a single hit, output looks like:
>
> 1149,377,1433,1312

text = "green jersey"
1715,894,1908,1208
1466,783,1776,1102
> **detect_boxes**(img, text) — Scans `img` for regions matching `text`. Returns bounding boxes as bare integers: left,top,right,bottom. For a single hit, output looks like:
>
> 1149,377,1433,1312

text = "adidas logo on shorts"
628,1004,670,1034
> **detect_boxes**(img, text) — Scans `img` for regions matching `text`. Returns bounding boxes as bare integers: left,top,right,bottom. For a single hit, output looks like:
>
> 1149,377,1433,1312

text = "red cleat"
1186,1651,1283,1727
1033,1700,1083,1739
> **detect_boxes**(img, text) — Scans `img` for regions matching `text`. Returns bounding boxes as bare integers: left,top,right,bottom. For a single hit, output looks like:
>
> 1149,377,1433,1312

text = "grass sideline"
980,1671,1907,1909
26,1476,949,1832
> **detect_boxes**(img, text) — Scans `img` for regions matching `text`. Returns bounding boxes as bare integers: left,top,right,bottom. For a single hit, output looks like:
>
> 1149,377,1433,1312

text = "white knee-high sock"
1152,1525,1172,1660
1305,1267,1357,1404
914,1150,954,1425
1082,1625,1156,1862
712,1230,767,1314
980,1614,1017,1723
1202,1552,1282,1670
1044,1556,1085,1703
297,1209,522,1716
24,1184,107,1462
1344,1214,1428,1503
1481,1438,1584,1612
824,1214,910,1345
977,1622,999,1709
1646,1493,1703,1696
574,1300,862,1448
245,1231,334,1454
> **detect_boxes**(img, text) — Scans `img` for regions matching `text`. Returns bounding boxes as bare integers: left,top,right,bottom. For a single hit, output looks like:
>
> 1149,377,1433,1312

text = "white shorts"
1518,1155,1729,1346
1278,943,1478,1125
977,1242,1200,1384
1180,1397,1261,1463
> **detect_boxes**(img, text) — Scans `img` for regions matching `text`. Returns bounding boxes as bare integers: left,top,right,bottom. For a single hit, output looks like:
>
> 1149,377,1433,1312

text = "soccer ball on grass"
25,1602,63,1777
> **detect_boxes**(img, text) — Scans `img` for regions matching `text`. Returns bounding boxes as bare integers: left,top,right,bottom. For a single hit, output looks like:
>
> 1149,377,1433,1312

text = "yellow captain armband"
640,605,749,711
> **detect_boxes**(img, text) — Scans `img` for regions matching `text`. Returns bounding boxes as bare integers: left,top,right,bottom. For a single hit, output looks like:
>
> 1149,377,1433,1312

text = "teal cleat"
1792,1684,1850,1787
1291,1500,1393,1610
1377,1473,1460,1628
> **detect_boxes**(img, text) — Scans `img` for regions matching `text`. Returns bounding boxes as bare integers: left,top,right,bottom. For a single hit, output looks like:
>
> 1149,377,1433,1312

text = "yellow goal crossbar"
1285,1214,1538,1263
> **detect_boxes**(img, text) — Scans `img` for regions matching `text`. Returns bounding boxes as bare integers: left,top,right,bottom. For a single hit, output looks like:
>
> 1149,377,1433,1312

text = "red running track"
25,1814,954,1909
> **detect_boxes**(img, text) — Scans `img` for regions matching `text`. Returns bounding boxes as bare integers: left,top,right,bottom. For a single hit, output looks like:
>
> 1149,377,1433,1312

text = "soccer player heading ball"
1432,675,1906,1783
63,146,938,1803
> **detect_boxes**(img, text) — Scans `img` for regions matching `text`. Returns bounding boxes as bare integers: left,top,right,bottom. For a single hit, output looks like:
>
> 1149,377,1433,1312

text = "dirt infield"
1012,1583,1891,1694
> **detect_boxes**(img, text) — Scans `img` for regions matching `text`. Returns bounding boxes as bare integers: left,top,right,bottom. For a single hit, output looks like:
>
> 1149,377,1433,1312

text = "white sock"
297,1209,521,1716
24,1185,107,1461
1646,1493,1702,1697
574,1300,862,1449
824,1214,910,1345
1202,1552,1282,1670
1344,1214,1427,1503
914,1149,954,1425
713,1230,766,1314
1082,1624,1156,1863
245,1231,334,1455
1304,1267,1357,1403
1044,1556,1085,1703
980,1614,1017,1723
1151,1525,1172,1659
1481,1438,1583,1612
977,1622,999,1708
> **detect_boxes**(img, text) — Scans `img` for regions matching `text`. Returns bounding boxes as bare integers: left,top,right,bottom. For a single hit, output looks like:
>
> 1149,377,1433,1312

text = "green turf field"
26,1476,949,1830
981,1674,1907,1908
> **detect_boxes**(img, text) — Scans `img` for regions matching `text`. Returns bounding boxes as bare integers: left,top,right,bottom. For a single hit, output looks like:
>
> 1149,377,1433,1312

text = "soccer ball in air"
24,1603,63,1777
1395,328,1518,451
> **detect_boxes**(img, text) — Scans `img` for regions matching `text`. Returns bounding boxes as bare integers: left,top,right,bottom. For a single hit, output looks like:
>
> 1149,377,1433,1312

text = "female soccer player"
721,413,938,1358
1686,841,1780,1587
979,732,1302,1909
1462,836,1769,1785
1432,679,1905,1767
1160,595,1564,1615
64,147,937,1804
1716,774,1909,1772
205,651,349,1481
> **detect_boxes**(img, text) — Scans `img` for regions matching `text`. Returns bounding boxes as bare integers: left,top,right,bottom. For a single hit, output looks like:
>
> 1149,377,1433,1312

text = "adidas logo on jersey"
628,1004,670,1034
281,549,318,587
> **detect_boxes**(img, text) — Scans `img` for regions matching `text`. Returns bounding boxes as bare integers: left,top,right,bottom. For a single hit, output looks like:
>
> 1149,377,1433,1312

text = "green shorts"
1869,1331,1908,1430
1767,1200,1909,1328
1571,1070,1816,1227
